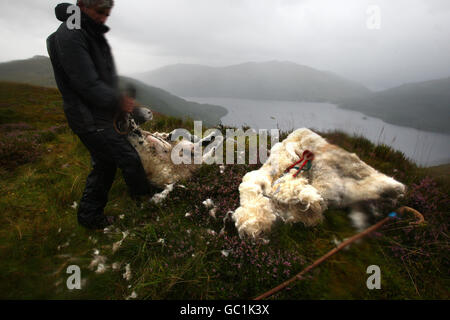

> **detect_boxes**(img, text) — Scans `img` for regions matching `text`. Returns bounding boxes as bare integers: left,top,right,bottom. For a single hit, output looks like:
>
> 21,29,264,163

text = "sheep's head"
366,174,406,213
132,106,153,125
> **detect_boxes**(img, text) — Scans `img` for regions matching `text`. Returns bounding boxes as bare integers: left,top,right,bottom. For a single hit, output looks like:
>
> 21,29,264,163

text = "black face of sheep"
132,107,153,125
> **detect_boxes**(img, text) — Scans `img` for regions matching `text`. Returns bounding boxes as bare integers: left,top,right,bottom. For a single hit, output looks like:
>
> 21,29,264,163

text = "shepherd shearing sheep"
232,128,406,238
123,107,222,188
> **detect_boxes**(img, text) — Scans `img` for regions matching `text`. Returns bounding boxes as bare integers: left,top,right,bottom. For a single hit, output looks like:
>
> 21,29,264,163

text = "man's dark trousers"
76,126,151,227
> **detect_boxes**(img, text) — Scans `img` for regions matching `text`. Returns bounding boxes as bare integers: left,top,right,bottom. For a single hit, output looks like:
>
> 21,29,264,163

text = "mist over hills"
136,61,372,103
0,56,227,126
137,60,449,134
1,56,449,134
339,77,450,134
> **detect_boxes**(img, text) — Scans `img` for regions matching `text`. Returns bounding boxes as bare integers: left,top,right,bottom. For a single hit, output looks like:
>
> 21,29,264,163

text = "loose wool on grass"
232,128,406,238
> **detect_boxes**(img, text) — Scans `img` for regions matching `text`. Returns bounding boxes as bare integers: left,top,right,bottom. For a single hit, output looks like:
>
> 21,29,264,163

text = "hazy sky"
0,0,449,90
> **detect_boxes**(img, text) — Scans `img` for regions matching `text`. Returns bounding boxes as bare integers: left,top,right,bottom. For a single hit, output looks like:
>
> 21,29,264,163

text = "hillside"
339,77,450,134
120,77,227,126
0,55,57,88
137,61,371,103
0,56,227,126
0,82,448,300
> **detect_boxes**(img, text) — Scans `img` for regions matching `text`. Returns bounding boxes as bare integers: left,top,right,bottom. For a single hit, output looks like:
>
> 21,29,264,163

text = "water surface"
185,97,450,167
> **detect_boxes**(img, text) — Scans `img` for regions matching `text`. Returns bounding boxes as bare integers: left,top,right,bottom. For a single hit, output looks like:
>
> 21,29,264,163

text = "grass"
0,81,448,300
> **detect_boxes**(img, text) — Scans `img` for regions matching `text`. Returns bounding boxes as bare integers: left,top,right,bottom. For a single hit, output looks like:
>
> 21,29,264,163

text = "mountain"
339,77,450,134
119,77,227,126
0,56,56,88
0,56,227,125
136,61,372,103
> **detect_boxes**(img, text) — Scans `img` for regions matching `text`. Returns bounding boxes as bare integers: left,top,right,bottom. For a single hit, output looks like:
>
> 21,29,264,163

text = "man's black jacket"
47,3,121,134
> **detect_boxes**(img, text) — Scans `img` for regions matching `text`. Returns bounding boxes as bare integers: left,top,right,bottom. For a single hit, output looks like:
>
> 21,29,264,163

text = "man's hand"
120,96,135,113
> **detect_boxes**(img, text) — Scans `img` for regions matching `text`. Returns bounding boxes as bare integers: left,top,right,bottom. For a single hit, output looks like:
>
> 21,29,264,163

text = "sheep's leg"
144,134,172,153
201,136,224,164
232,168,278,238
194,131,217,148
169,130,201,143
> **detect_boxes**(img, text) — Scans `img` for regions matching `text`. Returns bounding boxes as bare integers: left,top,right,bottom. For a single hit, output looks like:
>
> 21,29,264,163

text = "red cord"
286,150,315,177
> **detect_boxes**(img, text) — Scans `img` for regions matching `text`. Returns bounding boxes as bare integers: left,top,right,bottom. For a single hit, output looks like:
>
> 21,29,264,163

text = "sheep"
232,128,406,238
123,107,222,188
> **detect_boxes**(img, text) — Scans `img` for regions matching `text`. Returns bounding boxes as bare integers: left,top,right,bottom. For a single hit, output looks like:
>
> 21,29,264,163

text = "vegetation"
0,82,448,299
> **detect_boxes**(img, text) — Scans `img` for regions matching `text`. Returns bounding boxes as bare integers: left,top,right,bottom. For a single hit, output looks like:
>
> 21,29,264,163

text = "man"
47,0,152,230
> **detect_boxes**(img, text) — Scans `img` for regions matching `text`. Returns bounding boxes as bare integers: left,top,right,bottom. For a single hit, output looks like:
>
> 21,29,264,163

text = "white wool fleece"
232,128,405,238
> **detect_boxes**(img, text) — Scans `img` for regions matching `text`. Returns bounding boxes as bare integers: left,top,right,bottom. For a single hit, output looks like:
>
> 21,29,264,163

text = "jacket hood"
54,3,110,34
55,3,72,22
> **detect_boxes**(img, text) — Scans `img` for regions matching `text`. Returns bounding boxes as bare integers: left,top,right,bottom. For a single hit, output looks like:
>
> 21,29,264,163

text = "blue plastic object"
388,212,398,218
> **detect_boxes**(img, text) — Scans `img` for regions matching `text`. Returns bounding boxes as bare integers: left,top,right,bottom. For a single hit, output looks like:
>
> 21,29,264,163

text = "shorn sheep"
122,107,222,188
232,128,406,238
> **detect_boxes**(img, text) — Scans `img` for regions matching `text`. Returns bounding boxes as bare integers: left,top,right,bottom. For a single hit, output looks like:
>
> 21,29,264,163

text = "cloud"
0,0,449,90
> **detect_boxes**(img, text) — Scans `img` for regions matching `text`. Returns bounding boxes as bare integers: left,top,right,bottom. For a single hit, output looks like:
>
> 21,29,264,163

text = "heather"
0,82,448,299
0,123,67,169
383,177,449,293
